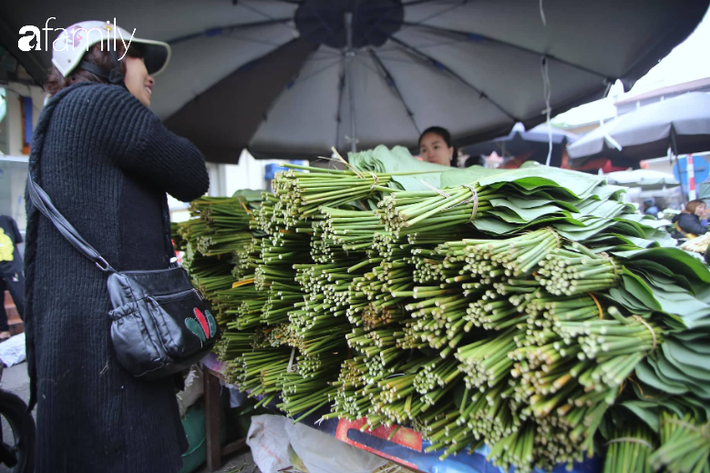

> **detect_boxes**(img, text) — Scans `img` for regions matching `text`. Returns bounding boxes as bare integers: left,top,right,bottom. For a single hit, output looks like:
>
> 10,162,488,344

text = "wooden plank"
222,438,247,456
204,367,223,471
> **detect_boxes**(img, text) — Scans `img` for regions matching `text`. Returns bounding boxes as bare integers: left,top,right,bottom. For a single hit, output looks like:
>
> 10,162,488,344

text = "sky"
552,7,710,127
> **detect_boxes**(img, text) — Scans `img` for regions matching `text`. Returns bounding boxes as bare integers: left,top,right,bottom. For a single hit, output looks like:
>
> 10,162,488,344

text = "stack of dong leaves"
174,146,710,473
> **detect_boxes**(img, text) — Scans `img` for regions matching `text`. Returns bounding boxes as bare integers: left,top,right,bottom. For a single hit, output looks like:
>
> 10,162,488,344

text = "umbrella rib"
368,49,421,136
388,36,519,123
303,2,340,42
237,0,299,35
247,43,324,146
402,0,462,7
368,56,424,65
401,22,611,81
214,34,289,48
291,58,344,87
168,19,293,45
401,0,468,27
377,38,477,53
335,67,344,152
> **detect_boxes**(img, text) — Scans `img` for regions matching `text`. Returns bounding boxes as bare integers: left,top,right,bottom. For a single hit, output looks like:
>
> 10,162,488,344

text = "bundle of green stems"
537,245,620,296
604,424,655,473
188,196,257,231
272,164,393,222
377,183,501,232
649,412,710,473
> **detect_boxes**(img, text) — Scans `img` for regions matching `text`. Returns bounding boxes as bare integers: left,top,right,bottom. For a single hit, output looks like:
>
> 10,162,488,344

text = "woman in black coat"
24,22,209,472
672,199,708,238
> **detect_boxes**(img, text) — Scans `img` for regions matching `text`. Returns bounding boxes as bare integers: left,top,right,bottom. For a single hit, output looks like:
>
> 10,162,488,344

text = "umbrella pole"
670,131,686,205
345,12,357,153
671,150,686,205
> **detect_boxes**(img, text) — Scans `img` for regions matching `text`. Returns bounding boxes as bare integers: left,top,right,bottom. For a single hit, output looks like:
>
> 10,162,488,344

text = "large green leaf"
619,401,660,432
590,184,627,202
490,198,569,221
440,165,509,187
672,331,710,343
506,196,580,213
652,288,710,327
636,359,689,395
576,200,628,219
614,248,710,284
348,145,451,191
620,271,662,311
604,287,652,314
474,163,605,199
664,339,710,372
653,353,710,398
625,259,675,277
487,209,530,224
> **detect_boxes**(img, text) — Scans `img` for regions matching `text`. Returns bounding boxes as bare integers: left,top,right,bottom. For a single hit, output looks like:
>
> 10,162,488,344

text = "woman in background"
672,199,708,239
418,126,458,166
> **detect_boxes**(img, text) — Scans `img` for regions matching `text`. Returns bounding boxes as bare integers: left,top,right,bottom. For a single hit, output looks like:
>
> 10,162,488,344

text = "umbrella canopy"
462,122,578,167
568,92,710,164
605,169,680,190
699,168,710,200
2,0,708,163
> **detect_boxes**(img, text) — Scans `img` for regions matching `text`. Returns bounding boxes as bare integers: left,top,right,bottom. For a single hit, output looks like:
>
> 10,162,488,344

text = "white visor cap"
51,20,171,77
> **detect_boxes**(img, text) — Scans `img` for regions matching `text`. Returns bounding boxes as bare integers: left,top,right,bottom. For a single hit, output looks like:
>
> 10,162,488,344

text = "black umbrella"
461,122,578,167
2,0,708,163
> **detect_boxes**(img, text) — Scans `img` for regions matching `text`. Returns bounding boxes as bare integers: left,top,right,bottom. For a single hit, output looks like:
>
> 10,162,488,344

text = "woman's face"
695,203,706,217
123,56,154,107
419,132,453,166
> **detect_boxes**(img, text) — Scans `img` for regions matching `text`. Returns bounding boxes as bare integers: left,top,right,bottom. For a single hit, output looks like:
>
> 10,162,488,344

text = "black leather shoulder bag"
27,176,219,379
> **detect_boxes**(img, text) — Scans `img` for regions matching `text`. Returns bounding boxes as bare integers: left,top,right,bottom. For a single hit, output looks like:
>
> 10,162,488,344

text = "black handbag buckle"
95,257,115,272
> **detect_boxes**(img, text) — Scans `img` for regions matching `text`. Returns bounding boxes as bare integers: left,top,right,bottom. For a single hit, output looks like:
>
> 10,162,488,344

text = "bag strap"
26,175,116,273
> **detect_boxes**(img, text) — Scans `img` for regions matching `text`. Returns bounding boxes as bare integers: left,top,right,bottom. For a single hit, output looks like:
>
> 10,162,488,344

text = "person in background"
0,214,24,341
419,126,457,166
465,155,487,168
25,21,209,472
642,198,659,218
671,199,708,239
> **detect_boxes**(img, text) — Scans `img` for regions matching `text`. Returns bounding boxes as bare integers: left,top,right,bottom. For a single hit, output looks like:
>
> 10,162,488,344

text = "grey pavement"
1,362,31,407
0,361,33,473
195,451,262,473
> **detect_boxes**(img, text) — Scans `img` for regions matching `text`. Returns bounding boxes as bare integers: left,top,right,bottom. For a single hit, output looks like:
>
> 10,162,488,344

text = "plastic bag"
285,420,387,473
176,365,204,418
228,384,249,408
247,415,291,473
0,333,25,367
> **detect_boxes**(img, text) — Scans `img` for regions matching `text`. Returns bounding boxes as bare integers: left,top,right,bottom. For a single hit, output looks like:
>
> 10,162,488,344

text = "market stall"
4,2,709,471
175,146,710,473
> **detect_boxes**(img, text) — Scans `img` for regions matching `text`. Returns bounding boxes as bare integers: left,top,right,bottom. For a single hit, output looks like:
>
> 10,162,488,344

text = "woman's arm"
81,84,210,202
678,213,707,236
122,115,210,202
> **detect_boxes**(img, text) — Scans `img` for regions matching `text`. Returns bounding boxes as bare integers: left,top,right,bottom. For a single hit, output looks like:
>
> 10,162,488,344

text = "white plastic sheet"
247,414,388,473
0,333,25,367
176,365,204,418
285,420,387,473
247,415,291,473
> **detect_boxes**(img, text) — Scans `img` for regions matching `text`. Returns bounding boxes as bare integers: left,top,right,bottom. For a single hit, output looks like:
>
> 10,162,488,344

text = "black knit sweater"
24,82,209,472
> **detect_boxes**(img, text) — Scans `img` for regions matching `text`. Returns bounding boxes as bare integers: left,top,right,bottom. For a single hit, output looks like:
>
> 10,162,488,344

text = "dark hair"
419,126,458,166
44,41,145,96
685,199,706,214
465,155,486,168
